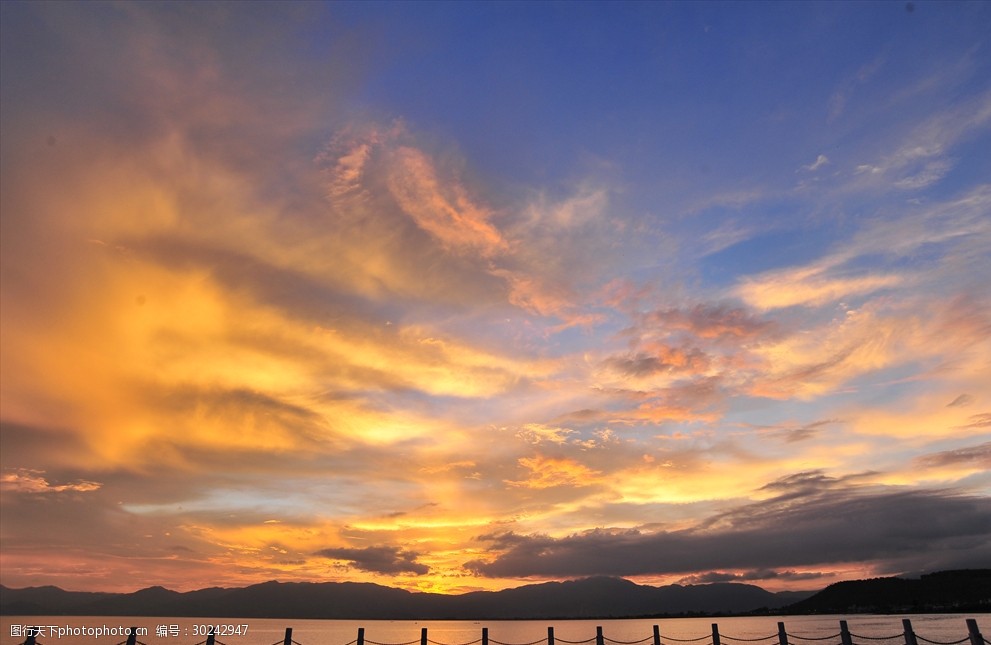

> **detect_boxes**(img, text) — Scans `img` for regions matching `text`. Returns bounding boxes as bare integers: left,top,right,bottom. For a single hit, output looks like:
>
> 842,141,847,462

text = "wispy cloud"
851,91,991,192
1,470,102,494
803,155,830,172
387,146,508,257
827,55,887,122
736,264,902,311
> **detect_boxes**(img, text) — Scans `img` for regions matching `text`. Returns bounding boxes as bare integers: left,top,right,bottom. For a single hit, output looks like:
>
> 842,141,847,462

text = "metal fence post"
421,627,428,645
358,628,365,645
840,621,853,645
126,627,138,645
902,619,918,645
597,627,604,645
966,620,984,645
712,624,721,645
653,625,661,645
284,628,293,645
548,627,555,645
206,634,216,645
777,623,788,645
483,628,489,645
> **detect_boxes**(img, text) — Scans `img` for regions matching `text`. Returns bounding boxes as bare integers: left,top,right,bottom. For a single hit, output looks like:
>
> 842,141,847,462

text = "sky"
1,1,990,596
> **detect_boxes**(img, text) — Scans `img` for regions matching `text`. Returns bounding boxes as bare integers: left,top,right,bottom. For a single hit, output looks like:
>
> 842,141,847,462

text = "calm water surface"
3,616,988,645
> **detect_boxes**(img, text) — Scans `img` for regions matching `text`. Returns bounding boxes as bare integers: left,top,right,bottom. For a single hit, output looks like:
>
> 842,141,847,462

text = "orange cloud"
737,265,902,311
506,455,602,489
0,470,102,494
515,423,575,445
387,146,508,257
751,295,990,401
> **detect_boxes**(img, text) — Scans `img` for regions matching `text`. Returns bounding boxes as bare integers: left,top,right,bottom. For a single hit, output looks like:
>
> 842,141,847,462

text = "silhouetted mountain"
0,585,114,615
783,569,991,613
0,577,808,619
435,576,800,618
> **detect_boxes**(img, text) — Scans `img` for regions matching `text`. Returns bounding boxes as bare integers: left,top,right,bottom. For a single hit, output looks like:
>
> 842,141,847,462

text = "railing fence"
17,618,988,645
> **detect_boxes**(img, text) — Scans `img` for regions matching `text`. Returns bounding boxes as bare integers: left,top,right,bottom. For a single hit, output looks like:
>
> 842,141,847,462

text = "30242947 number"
192,625,250,637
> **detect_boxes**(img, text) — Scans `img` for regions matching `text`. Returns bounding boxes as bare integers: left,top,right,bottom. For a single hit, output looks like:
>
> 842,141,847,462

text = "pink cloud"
387,146,508,257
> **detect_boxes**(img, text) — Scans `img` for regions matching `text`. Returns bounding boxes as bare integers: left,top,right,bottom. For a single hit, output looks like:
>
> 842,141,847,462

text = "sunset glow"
1,1,989,596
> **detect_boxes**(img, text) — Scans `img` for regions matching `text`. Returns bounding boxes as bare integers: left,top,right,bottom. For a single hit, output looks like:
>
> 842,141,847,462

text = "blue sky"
1,1,989,594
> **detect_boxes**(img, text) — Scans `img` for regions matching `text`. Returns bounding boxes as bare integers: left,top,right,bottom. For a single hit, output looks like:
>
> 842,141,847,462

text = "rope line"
490,639,548,645
366,640,421,645
721,635,779,642
604,636,655,644
660,636,711,643
917,638,970,645
556,639,597,645
786,634,842,642
848,635,906,641
428,639,482,645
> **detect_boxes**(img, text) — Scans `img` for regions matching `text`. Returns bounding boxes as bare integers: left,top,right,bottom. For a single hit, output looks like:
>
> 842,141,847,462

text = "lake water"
2,615,987,645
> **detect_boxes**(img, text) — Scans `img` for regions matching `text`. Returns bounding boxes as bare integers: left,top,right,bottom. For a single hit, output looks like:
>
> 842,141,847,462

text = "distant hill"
7,570,990,619
0,576,808,619
783,569,991,614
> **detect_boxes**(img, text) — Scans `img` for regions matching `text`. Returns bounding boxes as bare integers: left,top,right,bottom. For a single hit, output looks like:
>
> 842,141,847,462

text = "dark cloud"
756,470,840,494
957,413,991,429
125,236,409,330
771,570,831,581
644,304,774,341
149,385,333,447
605,353,668,378
947,394,973,408
604,345,711,378
315,545,429,575
915,442,991,469
0,2,356,144
773,419,840,443
679,571,741,584
466,485,991,578
678,569,828,584
775,347,855,386
0,422,93,469
754,469,877,500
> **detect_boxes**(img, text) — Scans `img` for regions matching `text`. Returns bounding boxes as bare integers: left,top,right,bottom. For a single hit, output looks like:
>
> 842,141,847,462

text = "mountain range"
2,570,989,619
0,577,807,618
